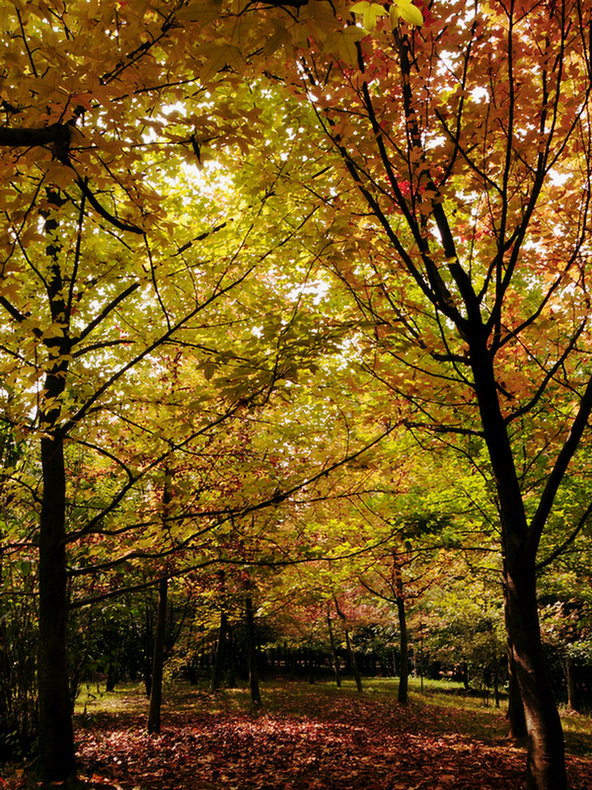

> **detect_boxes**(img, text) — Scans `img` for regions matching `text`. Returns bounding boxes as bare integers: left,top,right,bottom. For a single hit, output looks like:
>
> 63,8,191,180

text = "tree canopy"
1,2,592,789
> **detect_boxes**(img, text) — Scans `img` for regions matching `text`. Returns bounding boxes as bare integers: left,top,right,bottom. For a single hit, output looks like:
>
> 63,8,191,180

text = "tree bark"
37,191,76,782
564,656,578,713
333,597,362,692
226,624,236,688
37,434,75,782
505,562,565,789
393,557,409,704
471,344,566,790
345,629,363,692
147,577,168,734
504,576,527,737
212,609,230,691
396,595,409,704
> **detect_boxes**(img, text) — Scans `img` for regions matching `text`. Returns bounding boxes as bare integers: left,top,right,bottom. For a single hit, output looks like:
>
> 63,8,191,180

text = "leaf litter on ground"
3,680,592,790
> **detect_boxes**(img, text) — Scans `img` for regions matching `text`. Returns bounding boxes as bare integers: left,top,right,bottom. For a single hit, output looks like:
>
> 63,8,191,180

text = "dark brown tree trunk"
38,434,75,782
212,609,230,691
396,595,409,704
344,629,363,693
245,594,261,707
333,597,362,692
147,577,168,733
471,345,566,790
504,578,527,737
393,558,408,704
505,561,565,789
144,602,153,699
227,624,236,688
37,191,76,782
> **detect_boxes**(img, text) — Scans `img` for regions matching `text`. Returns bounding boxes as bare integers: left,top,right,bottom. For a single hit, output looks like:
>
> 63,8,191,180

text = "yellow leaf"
349,1,370,12
350,1,387,32
392,0,424,27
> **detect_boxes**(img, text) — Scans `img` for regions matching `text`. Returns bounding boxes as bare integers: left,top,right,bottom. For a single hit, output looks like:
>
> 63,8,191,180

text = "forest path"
70,681,592,790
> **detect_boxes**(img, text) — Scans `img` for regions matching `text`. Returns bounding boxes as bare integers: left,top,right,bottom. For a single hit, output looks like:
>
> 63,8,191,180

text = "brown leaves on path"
5,683,592,789
70,683,592,790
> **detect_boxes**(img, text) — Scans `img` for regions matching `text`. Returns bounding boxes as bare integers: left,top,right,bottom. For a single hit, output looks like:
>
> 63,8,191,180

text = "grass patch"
74,675,592,756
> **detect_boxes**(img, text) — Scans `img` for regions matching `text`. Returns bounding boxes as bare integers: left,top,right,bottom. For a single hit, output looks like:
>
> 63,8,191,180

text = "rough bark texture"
506,563,566,789
333,597,362,692
345,629,363,693
504,576,528,738
471,344,567,790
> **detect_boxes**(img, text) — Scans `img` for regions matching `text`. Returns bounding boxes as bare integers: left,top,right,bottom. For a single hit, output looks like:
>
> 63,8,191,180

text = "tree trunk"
493,660,500,709
345,629,363,692
212,609,230,691
507,647,528,737
147,577,168,734
396,595,409,704
393,558,408,704
37,192,76,782
37,434,75,782
333,596,362,692
472,346,566,790
505,561,566,789
326,607,341,687
245,594,261,707
564,656,579,713
502,568,527,735
226,624,236,688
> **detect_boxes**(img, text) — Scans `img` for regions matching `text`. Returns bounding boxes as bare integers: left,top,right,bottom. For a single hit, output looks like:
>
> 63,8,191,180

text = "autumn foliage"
2,0,592,789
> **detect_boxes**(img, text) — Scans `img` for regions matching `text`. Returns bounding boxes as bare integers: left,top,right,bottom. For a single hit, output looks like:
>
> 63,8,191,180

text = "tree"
248,1,592,787
0,4,336,770
5,1,592,787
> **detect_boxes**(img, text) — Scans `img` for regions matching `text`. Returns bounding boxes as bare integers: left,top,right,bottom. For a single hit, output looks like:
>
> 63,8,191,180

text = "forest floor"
3,678,592,789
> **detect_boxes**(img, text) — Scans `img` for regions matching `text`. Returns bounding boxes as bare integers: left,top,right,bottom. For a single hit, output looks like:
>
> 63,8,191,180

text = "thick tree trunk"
37,193,76,782
472,346,566,790
504,577,527,737
147,577,168,734
505,561,566,789
38,434,76,782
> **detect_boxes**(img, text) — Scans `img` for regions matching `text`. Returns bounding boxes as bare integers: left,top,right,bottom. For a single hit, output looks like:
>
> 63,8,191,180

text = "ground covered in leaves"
4,680,592,789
